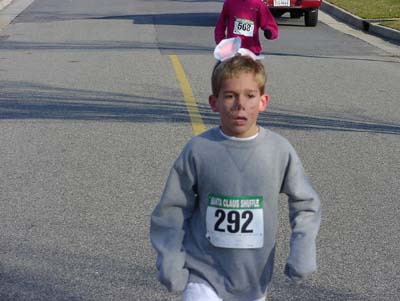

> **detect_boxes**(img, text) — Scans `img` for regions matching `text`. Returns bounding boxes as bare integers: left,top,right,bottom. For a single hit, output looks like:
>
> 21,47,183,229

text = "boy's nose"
234,96,245,110
232,102,244,111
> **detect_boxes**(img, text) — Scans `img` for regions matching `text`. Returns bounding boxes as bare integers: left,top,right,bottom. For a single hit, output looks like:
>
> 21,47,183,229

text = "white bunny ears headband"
213,37,264,61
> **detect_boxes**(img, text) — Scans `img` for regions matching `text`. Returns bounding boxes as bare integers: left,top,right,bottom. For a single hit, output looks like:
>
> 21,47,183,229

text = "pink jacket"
215,0,279,55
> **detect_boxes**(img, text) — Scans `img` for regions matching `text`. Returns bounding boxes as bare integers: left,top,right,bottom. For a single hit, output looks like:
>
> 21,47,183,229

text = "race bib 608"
233,18,255,37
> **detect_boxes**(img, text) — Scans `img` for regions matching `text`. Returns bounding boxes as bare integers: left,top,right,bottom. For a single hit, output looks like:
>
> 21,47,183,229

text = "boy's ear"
209,95,219,112
259,93,269,112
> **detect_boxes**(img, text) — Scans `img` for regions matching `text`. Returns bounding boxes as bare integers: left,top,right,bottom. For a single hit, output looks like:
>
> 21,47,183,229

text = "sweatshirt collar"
218,127,259,141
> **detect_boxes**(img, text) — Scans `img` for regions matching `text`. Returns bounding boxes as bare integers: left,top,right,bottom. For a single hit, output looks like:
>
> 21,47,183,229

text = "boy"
150,55,321,301
214,0,279,55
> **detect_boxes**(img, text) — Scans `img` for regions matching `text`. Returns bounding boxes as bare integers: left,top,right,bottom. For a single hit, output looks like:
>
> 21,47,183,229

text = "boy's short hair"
211,55,267,96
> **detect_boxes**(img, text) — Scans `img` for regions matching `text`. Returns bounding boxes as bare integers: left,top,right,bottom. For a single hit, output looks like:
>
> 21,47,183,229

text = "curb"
321,1,400,45
0,0,12,10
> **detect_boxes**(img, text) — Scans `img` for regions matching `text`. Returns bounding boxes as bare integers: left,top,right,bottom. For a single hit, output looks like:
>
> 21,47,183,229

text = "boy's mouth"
233,116,247,124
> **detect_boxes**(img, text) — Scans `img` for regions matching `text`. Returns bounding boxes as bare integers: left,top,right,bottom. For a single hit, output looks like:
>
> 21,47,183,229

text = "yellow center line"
169,55,206,136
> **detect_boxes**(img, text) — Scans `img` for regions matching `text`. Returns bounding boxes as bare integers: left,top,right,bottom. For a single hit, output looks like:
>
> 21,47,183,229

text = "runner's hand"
264,29,272,39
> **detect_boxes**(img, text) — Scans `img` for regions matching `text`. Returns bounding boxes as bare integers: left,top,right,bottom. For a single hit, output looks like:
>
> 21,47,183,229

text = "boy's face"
209,72,269,138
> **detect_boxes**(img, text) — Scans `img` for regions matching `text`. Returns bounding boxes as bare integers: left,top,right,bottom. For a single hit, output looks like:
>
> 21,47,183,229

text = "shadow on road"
97,13,219,27
165,0,222,2
0,40,214,55
1,81,399,135
0,40,398,64
12,9,219,27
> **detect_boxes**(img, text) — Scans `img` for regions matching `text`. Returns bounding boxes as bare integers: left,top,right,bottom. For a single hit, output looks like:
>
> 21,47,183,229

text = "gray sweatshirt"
150,127,321,301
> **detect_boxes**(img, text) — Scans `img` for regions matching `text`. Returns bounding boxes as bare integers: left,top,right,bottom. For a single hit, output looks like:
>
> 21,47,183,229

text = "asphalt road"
0,0,399,300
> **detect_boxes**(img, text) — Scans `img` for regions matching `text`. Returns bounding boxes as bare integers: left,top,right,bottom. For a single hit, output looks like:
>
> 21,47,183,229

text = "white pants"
182,282,266,301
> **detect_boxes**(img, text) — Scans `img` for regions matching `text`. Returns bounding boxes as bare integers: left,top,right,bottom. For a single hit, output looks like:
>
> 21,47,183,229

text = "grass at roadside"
327,0,400,30
380,20,400,31
327,0,400,19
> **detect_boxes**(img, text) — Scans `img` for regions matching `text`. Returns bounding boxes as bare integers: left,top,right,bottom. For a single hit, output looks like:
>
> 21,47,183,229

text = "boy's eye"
248,94,256,98
224,94,234,99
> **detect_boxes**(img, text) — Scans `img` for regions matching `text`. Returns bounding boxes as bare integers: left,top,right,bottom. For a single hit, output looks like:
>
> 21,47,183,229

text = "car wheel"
304,9,318,27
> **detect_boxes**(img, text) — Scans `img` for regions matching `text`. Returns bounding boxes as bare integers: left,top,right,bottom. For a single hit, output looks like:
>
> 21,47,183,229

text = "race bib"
206,194,264,249
233,18,255,37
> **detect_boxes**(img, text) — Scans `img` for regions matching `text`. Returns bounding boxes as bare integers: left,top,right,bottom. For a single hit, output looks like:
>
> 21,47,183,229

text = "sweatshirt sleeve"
260,4,279,40
280,146,321,281
214,1,228,44
150,147,197,292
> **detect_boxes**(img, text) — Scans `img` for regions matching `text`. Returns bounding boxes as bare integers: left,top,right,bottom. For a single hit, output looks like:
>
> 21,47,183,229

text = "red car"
265,0,322,27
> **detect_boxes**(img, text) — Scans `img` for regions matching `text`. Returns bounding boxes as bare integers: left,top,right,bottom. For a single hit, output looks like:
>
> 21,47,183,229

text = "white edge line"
0,0,35,31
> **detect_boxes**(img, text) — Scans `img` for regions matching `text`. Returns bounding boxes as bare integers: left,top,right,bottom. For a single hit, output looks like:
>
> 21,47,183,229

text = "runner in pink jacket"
214,0,279,55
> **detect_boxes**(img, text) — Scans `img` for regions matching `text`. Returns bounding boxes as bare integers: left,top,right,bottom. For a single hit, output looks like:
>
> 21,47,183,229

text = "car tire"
304,9,318,27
